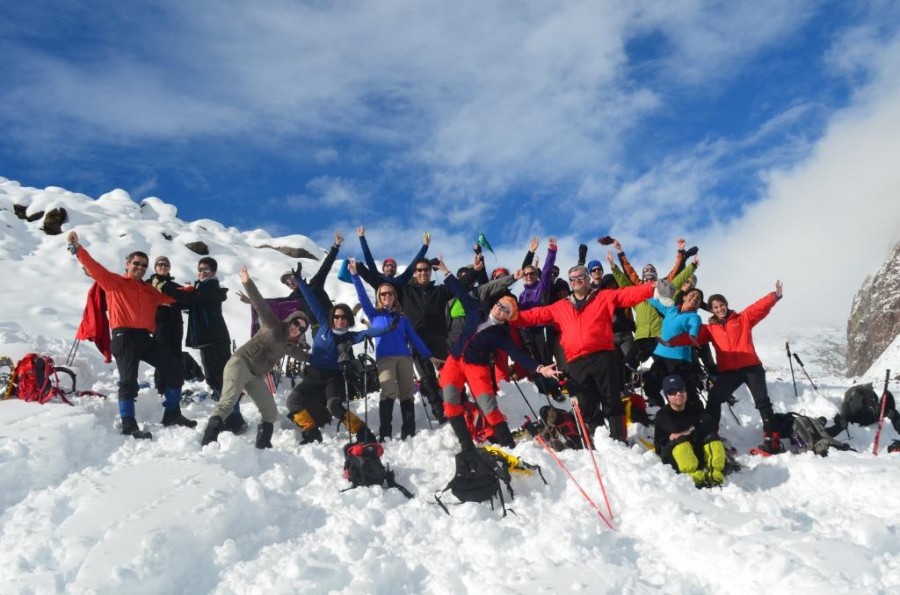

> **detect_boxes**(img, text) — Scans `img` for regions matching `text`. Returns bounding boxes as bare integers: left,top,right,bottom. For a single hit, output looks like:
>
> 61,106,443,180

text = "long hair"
375,283,402,314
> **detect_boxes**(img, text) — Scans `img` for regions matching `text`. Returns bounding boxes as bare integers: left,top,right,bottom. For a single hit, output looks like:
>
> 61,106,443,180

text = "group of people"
67,228,787,488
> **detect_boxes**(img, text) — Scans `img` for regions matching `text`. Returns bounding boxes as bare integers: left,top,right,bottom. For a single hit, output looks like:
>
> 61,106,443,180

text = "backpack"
341,442,413,498
842,384,882,426
435,447,516,516
787,413,852,456
8,354,77,405
533,405,582,451
463,400,496,444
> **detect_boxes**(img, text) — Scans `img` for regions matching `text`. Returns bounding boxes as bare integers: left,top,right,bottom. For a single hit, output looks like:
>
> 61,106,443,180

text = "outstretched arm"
309,230,343,289
357,226,379,273
394,231,430,285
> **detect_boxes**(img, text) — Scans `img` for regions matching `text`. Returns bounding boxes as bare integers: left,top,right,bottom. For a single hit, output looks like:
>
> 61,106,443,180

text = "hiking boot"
121,416,152,440
431,401,447,424
399,399,416,440
300,427,323,444
448,415,475,452
608,414,627,444
757,431,785,455
887,440,900,454
378,399,394,442
491,422,516,449
162,406,198,428
255,422,274,449
356,426,378,444
201,416,225,446
224,410,248,435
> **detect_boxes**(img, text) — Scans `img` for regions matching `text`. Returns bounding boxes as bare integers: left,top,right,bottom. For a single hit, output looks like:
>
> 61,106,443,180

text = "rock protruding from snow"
847,240,900,376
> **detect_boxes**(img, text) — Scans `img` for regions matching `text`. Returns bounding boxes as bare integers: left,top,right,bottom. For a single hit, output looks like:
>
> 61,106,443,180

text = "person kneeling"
654,375,725,488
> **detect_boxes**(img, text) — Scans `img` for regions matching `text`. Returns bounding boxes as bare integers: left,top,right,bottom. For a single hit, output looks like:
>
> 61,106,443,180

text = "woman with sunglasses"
434,257,560,450
348,259,436,441
286,272,391,444
200,266,311,449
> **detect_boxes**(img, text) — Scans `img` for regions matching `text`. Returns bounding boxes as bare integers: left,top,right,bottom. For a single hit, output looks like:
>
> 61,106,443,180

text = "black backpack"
435,447,515,516
341,442,413,498
842,384,883,426
787,413,852,456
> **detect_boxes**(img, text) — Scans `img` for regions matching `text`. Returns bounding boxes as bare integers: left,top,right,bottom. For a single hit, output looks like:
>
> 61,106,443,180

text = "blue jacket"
649,298,700,362
357,235,428,290
351,274,432,360
298,278,388,372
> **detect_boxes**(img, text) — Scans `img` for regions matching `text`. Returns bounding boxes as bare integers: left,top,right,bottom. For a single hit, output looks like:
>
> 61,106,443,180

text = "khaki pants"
377,355,416,402
214,356,278,423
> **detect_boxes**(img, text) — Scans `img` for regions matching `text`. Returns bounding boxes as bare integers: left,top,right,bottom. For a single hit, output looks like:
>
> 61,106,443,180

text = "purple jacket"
518,246,557,311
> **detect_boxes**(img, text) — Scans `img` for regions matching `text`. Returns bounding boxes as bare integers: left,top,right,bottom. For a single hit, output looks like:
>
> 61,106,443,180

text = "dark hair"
198,256,218,273
707,293,728,308
126,251,149,263
329,303,355,328
413,257,431,269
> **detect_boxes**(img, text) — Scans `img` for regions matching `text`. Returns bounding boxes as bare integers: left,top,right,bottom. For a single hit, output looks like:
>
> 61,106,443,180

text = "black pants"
625,337,658,370
707,365,772,427
565,351,622,425
152,308,183,393
285,365,345,424
199,340,231,395
112,328,183,401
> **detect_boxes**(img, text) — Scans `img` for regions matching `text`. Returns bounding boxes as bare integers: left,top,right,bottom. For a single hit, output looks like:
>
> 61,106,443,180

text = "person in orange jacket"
67,231,195,439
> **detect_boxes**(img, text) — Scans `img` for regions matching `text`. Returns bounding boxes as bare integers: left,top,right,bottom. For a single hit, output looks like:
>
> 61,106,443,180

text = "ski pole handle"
793,353,804,367
785,341,791,357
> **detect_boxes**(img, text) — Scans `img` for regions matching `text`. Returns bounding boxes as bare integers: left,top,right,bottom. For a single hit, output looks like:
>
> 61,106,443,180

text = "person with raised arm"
353,226,430,290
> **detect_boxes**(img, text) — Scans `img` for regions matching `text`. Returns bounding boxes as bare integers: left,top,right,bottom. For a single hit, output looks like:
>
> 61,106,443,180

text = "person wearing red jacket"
67,231,195,439
696,280,783,453
515,264,656,442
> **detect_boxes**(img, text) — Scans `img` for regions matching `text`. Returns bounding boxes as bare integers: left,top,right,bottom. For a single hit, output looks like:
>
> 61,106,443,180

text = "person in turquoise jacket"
642,287,704,410
349,259,438,441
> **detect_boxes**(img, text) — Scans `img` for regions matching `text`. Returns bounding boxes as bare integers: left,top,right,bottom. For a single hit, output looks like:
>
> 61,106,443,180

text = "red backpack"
9,354,76,405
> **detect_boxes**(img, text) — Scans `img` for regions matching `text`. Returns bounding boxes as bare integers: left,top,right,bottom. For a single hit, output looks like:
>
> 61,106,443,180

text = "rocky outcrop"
847,242,900,377
185,241,209,255
258,244,318,260
41,208,67,235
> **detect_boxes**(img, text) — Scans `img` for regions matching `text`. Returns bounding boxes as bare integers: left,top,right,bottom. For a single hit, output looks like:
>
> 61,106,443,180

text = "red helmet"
491,267,510,280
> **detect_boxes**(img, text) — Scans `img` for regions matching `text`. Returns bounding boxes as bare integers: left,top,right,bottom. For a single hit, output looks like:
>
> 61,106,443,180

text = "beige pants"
377,355,416,401
214,356,278,423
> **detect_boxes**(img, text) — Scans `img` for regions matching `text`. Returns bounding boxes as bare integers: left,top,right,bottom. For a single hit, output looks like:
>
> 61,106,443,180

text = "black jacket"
164,278,231,348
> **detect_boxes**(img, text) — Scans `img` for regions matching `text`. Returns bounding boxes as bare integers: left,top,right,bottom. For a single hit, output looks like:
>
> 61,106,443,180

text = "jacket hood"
283,310,311,325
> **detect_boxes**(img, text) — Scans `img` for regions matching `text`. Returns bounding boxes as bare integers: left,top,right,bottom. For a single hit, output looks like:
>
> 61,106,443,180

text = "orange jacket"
76,246,175,332
697,292,779,371
515,284,653,361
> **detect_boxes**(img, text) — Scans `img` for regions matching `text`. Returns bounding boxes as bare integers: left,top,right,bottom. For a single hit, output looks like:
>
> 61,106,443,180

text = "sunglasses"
523,271,537,277
414,267,431,273
155,263,170,268
494,302,511,314
333,314,350,321
591,268,602,273
568,273,587,282
131,261,149,268
666,389,687,396
292,320,308,332
198,267,212,273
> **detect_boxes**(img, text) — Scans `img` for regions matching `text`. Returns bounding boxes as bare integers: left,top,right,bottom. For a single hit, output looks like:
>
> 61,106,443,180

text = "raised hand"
548,236,557,249
239,266,250,284
677,238,686,250
348,258,358,275
529,237,539,252
357,226,365,237
775,279,783,297
334,230,344,246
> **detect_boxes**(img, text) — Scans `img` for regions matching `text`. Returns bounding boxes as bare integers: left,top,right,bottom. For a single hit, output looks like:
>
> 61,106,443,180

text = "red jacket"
697,292,779,371
75,281,112,363
515,284,653,362
76,246,175,332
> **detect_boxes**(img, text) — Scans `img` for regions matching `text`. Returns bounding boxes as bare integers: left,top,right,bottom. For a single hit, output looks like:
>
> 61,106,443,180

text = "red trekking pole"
872,369,891,456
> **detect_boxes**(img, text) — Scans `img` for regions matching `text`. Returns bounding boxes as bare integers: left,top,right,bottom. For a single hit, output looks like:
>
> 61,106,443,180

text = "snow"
2,178,900,594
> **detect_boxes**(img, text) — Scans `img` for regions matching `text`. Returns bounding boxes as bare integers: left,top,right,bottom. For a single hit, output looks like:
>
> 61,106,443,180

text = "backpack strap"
384,466,414,499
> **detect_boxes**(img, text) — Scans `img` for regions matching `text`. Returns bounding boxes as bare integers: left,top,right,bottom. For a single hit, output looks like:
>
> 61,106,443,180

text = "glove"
151,277,168,292
67,242,78,255
578,243,587,264
597,236,615,246
684,246,699,258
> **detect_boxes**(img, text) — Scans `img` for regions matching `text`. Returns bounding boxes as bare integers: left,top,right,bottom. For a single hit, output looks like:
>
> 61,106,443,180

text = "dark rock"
185,241,209,255
847,241,900,376
257,244,318,260
41,207,68,235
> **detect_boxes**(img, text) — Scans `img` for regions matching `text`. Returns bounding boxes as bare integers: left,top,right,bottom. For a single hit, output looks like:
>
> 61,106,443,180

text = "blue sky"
3,1,900,326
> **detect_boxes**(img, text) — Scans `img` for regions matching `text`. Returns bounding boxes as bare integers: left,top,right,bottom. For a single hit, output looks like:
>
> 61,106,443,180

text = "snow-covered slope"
2,178,899,594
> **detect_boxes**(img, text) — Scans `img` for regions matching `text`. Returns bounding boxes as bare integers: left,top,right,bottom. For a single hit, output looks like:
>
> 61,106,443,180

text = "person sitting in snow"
201,266,311,448
66,231,195,439
654,375,726,488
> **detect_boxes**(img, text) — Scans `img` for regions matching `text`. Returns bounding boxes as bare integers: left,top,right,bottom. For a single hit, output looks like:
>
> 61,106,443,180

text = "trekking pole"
571,399,615,523
511,378,541,420
873,369,891,455
64,339,81,367
534,434,615,531
414,356,435,431
792,352,822,397
362,337,371,429
786,342,798,397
